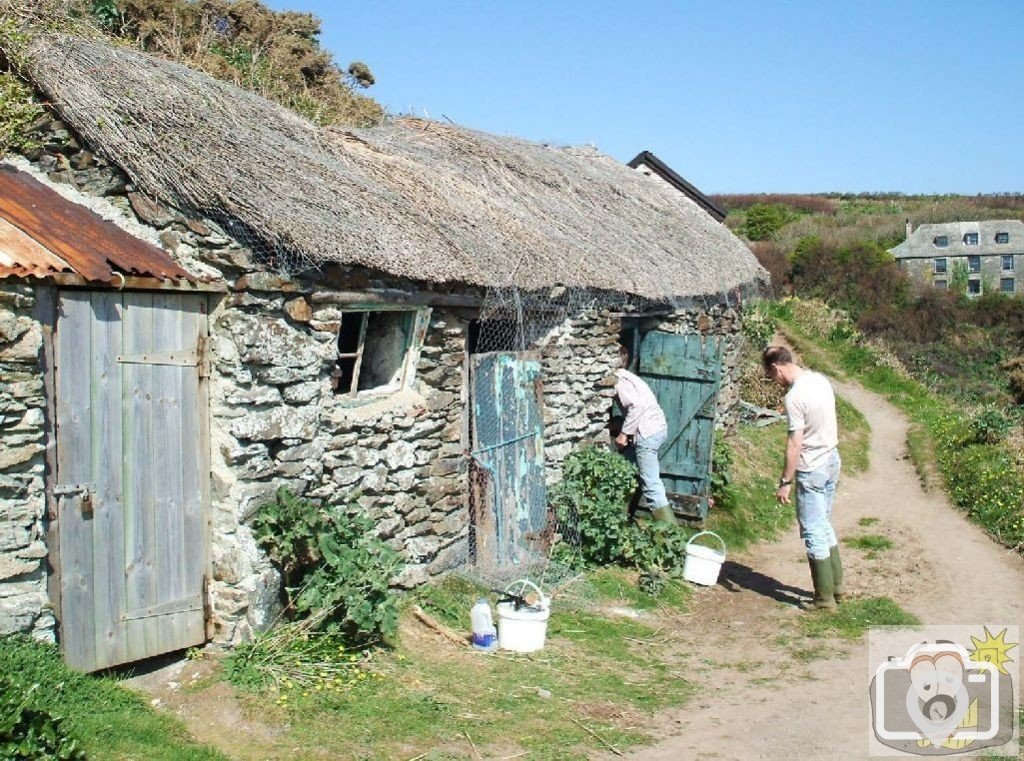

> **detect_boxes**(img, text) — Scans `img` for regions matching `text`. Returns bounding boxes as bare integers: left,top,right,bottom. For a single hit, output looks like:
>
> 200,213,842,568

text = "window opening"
1002,255,1014,271
996,232,1010,244
934,280,947,290
933,258,947,274
964,232,979,245
934,235,949,247
333,310,419,395
1001,278,1015,294
967,279,981,295
968,255,981,274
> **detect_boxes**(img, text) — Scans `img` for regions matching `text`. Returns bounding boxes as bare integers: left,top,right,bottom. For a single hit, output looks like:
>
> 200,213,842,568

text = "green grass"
254,584,693,759
836,395,871,474
858,517,879,527
0,635,225,760
798,597,920,640
843,534,894,553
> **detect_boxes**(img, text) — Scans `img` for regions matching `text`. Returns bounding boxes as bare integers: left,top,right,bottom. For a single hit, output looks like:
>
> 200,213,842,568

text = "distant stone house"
889,220,1024,296
0,34,765,672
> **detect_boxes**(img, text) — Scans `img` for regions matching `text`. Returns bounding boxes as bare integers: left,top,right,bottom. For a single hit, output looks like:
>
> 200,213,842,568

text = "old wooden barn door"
638,332,723,519
55,290,209,671
469,352,547,571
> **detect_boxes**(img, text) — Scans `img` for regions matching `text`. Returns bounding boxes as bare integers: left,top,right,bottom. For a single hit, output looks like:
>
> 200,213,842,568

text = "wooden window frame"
933,257,947,274
334,307,430,398
1000,277,1015,294
968,255,981,274
1002,255,1014,271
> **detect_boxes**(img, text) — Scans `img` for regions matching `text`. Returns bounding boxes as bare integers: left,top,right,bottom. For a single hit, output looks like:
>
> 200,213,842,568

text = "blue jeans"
629,428,669,509
795,449,841,560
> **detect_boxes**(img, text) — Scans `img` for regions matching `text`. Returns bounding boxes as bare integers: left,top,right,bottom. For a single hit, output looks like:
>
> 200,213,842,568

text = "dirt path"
620,381,1024,761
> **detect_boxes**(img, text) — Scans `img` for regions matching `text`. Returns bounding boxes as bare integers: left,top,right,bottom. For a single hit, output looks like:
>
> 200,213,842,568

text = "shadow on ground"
717,560,809,607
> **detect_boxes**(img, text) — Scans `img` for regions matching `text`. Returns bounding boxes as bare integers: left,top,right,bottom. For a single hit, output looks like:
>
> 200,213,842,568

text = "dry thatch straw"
21,33,766,300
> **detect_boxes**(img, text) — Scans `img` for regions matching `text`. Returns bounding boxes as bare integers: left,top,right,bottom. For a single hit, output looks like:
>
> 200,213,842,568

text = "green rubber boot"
650,505,678,525
829,545,845,604
807,556,837,610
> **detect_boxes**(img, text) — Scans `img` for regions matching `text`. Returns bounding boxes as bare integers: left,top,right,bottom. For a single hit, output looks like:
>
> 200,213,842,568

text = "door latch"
54,483,94,515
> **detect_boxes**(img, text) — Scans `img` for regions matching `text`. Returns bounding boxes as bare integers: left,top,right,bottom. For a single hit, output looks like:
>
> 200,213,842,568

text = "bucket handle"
686,530,726,556
504,578,547,604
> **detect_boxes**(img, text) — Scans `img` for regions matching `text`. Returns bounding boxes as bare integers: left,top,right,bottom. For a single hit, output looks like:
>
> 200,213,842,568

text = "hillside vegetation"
715,193,1024,409
0,0,384,144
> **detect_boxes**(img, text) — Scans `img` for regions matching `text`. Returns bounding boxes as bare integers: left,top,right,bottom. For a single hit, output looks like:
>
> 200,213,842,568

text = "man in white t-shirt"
763,346,843,609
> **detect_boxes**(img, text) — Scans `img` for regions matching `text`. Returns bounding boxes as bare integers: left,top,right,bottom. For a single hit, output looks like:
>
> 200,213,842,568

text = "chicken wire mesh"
457,284,648,595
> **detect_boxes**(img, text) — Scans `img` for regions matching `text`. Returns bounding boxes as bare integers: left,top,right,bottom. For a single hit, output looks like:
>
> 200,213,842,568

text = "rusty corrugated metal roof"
0,165,192,282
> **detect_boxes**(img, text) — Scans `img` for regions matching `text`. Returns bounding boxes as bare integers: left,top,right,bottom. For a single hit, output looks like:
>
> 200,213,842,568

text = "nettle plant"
251,488,403,645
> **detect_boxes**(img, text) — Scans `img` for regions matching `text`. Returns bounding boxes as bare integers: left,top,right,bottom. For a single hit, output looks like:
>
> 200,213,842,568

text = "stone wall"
536,310,621,478
0,284,53,639
900,255,1021,296
206,289,471,642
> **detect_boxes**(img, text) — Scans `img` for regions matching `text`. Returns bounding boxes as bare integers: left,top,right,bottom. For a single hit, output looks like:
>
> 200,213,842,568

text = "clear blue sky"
266,0,1023,194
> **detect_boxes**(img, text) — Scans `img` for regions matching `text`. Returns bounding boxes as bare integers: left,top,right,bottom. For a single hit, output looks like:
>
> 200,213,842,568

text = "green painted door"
638,332,723,519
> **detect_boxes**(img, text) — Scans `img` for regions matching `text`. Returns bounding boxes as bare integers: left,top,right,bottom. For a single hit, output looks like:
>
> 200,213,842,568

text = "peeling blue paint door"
469,351,547,571
639,332,723,519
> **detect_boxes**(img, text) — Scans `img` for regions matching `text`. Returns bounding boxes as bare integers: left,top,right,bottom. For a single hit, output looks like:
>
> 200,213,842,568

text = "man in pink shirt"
614,345,676,524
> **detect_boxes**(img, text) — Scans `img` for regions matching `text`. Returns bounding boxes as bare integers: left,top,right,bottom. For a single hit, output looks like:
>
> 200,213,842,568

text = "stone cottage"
891,220,1023,296
0,34,766,671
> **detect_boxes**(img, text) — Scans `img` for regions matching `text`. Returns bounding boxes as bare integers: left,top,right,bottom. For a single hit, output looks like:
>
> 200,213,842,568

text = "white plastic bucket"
497,579,550,653
683,531,726,586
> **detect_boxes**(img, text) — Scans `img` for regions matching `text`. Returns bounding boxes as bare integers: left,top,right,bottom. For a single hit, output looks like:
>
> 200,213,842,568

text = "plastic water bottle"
470,598,497,651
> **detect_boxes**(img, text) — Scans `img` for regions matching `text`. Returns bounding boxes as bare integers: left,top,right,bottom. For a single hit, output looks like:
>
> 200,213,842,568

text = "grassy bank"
770,298,1024,554
0,636,225,760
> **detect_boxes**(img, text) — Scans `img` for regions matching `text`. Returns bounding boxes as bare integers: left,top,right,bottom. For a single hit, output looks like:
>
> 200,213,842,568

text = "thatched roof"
22,34,765,300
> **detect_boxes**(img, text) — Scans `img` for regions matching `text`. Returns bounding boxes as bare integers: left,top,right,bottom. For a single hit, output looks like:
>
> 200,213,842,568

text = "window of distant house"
933,258,947,274
1000,278,1015,294
934,235,949,247
934,280,948,290
967,279,981,295
1002,255,1014,271
968,255,981,273
964,232,979,245
996,232,1010,244
333,309,428,396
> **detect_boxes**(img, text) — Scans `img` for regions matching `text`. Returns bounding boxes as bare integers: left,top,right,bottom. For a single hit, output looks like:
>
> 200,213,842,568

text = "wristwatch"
778,477,793,487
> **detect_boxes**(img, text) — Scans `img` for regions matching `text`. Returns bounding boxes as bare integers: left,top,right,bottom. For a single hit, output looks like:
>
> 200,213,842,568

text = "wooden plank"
179,295,207,647
36,287,62,643
89,290,127,669
122,291,158,664
55,291,96,671
150,292,186,655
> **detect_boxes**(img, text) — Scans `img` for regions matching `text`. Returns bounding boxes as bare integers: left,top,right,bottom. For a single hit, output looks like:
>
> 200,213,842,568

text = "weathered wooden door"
55,290,209,671
469,352,546,571
638,332,723,519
